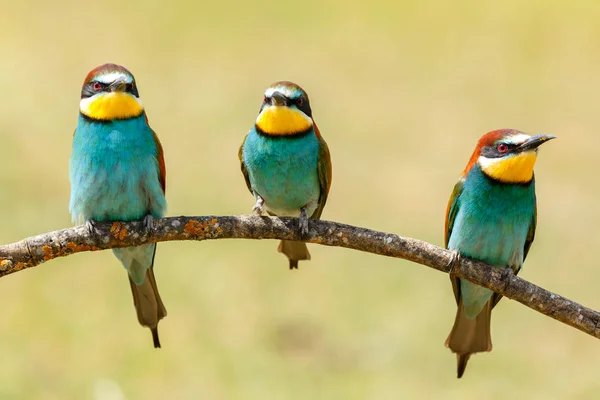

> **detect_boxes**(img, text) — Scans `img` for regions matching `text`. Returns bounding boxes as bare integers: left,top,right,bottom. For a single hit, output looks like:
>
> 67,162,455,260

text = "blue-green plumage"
447,164,536,318
70,114,166,285
70,63,168,348
444,129,553,378
70,114,166,223
241,128,321,217
239,81,332,269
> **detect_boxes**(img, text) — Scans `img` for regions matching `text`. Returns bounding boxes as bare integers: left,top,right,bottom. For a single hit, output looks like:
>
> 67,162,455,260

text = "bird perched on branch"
444,129,555,377
69,63,167,348
239,81,332,269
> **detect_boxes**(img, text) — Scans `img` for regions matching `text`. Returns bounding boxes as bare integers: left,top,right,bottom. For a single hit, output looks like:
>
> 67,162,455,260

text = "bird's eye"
263,96,268,103
497,143,508,153
296,98,304,106
93,82,102,91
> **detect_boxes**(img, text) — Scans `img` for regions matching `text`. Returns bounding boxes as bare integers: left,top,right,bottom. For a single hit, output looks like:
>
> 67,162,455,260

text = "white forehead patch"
93,71,133,84
501,133,531,145
264,86,297,99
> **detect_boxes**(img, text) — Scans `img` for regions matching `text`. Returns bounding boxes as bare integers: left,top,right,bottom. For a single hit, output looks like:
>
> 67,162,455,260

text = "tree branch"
0,215,598,339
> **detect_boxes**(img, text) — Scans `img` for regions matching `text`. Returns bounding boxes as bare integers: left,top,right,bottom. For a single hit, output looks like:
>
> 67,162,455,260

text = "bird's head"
464,129,556,183
79,63,144,121
255,81,314,136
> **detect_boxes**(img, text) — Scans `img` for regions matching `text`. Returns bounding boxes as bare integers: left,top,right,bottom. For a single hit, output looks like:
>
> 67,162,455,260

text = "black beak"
517,134,556,152
270,91,288,107
109,79,129,93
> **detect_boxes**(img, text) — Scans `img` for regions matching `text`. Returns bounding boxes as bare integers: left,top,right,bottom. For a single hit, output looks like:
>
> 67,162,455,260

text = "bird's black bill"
517,134,556,152
270,91,288,107
109,80,134,93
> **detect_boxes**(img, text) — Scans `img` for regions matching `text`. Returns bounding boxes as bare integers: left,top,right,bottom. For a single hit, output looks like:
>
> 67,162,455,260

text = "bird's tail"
445,299,492,378
277,240,311,269
128,268,167,348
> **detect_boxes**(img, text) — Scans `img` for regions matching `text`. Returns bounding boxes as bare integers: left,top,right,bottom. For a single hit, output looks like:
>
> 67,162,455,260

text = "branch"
0,215,598,339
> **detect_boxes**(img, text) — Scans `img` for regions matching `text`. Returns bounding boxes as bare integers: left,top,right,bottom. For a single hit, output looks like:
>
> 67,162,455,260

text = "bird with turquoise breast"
239,81,332,269
444,129,555,377
69,63,168,348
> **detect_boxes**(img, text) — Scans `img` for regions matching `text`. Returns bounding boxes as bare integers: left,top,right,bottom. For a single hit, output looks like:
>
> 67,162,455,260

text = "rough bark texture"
0,215,598,339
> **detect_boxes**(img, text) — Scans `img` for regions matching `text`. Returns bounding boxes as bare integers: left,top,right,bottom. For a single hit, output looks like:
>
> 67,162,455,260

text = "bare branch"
0,215,598,339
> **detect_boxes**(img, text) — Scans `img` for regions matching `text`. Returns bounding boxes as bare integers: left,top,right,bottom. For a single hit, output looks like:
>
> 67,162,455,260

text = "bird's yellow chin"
255,106,312,135
79,92,144,121
479,151,537,183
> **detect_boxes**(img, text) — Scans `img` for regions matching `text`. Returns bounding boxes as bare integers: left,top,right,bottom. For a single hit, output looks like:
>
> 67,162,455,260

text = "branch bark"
0,215,598,339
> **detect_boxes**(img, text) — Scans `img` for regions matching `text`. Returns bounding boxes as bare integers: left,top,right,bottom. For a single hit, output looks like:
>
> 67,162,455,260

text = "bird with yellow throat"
239,81,332,269
444,129,555,377
70,63,167,347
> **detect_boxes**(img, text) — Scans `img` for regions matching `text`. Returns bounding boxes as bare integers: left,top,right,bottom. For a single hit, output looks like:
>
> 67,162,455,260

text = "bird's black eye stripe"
81,82,105,98
80,81,139,98
124,83,139,97
481,142,519,158
293,96,312,117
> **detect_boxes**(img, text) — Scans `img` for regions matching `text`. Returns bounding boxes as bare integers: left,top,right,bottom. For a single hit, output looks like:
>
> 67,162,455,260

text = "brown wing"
310,124,332,220
151,129,166,194
523,201,537,262
445,178,465,304
238,134,253,193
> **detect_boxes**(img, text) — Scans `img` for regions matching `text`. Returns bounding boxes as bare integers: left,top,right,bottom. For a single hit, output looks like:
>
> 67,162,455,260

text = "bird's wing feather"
445,177,465,304
523,200,537,262
152,129,166,194
311,125,332,220
238,134,253,193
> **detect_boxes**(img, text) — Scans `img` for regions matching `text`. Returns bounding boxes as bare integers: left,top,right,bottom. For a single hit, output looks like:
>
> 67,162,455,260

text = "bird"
239,81,332,269
444,129,555,378
69,63,167,348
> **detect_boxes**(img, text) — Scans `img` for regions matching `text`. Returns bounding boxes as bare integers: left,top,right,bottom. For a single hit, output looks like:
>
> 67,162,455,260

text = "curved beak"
270,91,288,107
518,134,557,152
109,78,129,93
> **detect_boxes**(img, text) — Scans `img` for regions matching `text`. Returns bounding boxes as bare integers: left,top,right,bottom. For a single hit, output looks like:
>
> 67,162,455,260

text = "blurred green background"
1,0,599,398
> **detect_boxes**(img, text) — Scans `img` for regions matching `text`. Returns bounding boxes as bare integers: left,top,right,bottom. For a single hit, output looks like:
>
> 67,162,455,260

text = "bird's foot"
252,196,265,216
501,267,514,291
447,250,461,276
299,207,309,237
143,214,155,231
84,219,98,236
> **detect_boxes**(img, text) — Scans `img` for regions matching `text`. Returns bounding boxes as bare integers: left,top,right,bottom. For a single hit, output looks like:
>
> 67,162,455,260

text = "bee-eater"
239,81,332,269
444,129,555,377
69,63,167,348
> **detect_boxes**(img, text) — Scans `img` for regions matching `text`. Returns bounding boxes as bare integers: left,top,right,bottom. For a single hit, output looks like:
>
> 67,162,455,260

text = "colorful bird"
69,63,167,348
444,129,555,377
239,81,332,269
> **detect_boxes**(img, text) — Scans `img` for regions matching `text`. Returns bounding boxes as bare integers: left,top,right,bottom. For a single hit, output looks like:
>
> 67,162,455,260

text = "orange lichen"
110,222,128,240
42,245,54,261
0,259,11,269
184,219,210,236
13,262,27,271
65,242,102,252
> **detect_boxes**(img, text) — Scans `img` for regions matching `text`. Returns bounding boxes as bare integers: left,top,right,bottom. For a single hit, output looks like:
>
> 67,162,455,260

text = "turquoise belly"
69,114,166,222
242,129,320,217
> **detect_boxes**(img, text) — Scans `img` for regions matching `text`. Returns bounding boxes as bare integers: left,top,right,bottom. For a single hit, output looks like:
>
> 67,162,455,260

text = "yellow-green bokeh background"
1,1,599,398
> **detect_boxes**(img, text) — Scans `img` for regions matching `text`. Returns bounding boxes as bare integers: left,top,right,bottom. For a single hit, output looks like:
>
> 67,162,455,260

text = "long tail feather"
445,300,492,378
128,268,167,348
277,240,311,269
